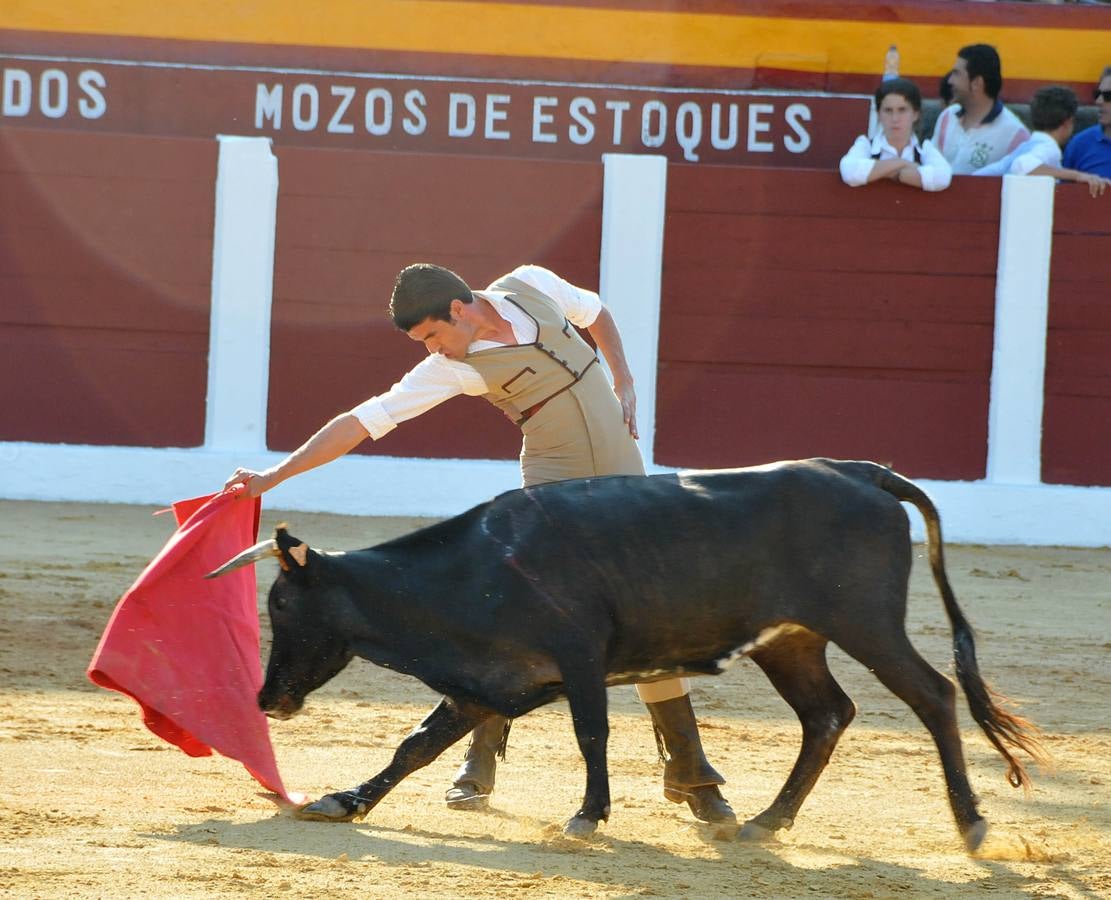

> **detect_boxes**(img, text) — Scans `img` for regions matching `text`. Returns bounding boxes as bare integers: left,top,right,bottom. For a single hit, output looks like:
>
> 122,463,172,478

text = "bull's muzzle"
259,690,302,720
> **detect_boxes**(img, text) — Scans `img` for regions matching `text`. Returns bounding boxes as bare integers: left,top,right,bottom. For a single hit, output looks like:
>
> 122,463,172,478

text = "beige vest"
465,275,645,486
467,276,600,426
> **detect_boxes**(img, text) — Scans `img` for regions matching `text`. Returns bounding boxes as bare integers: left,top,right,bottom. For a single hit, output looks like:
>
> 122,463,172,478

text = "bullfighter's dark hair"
959,43,1003,100
874,77,922,113
390,263,473,331
1030,85,1078,132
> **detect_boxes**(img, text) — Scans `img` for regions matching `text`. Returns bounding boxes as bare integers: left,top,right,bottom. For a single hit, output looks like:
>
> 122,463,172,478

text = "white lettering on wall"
675,101,702,162
77,70,107,118
710,103,738,151
449,92,476,137
39,70,68,119
485,94,510,140
747,103,774,152
606,100,630,145
642,100,666,148
784,103,812,153
533,96,557,143
569,96,596,145
328,85,355,134
243,81,823,162
256,84,282,129
364,88,392,136
292,84,319,131
1,67,108,120
402,89,427,135
2,69,31,116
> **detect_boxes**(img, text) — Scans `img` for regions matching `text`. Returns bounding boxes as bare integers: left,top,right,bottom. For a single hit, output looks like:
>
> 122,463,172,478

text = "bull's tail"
873,465,1048,790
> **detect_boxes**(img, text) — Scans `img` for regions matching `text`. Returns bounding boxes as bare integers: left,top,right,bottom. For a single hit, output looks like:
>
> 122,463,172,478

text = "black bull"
210,458,1044,851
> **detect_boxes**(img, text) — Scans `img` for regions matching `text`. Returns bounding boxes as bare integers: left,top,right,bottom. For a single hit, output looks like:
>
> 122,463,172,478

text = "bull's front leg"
297,696,489,822
560,665,611,838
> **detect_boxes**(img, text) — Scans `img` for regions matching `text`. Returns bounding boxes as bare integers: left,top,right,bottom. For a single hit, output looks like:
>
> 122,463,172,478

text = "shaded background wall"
0,127,214,447
4,132,1111,487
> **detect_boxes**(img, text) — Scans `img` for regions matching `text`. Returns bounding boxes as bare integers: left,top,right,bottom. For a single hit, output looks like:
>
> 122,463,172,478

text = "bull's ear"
275,525,316,576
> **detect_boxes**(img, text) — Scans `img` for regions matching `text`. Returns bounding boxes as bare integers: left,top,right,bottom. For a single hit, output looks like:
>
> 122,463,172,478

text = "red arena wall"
1043,191,1111,488
655,167,1001,481
0,127,214,447
265,148,604,461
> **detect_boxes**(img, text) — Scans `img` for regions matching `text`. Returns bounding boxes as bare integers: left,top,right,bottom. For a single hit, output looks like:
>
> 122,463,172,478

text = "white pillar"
985,175,1055,485
599,153,668,466
205,136,279,452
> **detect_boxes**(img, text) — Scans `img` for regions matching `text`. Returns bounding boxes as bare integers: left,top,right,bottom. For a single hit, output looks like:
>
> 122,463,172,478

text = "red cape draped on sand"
88,487,293,802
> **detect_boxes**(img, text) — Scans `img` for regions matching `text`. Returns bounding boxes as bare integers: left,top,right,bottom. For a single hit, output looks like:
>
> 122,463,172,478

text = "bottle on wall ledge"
883,45,900,81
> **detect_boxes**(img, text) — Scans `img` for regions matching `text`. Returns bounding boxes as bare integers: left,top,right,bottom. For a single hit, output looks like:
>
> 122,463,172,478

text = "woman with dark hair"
839,78,952,191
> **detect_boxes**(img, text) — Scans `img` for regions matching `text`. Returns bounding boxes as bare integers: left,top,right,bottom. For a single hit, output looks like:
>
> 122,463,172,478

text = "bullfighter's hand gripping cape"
88,486,294,803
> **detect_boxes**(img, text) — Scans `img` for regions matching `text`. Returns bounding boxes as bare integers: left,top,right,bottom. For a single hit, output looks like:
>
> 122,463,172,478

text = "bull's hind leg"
298,696,489,822
839,630,987,851
741,628,857,841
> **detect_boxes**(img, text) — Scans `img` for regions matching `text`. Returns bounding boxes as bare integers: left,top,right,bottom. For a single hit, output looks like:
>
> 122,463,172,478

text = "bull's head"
207,526,354,720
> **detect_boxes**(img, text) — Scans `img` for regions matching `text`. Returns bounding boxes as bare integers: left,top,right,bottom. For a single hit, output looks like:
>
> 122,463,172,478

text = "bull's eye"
273,596,288,611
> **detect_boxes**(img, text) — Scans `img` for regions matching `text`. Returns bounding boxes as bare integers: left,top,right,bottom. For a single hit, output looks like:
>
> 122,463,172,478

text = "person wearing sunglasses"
1061,66,1111,179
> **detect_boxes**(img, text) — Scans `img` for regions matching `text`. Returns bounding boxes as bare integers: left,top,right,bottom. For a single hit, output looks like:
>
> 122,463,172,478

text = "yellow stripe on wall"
2,1,1108,82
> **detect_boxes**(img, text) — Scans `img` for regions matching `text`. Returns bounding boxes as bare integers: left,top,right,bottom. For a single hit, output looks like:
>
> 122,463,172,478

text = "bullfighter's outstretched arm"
224,413,369,499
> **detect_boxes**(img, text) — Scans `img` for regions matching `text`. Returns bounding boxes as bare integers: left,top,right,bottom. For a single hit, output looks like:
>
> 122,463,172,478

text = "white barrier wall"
2,142,1111,546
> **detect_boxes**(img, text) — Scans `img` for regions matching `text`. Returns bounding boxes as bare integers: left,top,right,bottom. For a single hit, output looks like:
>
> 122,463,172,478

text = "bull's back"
475,459,912,663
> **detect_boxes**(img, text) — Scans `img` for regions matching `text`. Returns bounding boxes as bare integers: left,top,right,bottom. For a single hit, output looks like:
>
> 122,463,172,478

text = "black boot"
444,715,511,810
646,695,736,825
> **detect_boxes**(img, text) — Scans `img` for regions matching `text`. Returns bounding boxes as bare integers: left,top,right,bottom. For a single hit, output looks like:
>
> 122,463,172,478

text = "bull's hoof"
445,782,490,811
963,819,989,854
295,792,368,823
737,820,778,843
562,815,600,838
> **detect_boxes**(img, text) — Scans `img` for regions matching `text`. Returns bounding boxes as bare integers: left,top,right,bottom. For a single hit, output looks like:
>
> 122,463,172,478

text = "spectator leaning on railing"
974,86,1110,198
839,78,952,191
932,44,1029,173
1062,66,1111,179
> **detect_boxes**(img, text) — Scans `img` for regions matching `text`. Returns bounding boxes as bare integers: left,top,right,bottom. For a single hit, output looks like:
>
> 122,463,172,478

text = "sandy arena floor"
0,499,1108,899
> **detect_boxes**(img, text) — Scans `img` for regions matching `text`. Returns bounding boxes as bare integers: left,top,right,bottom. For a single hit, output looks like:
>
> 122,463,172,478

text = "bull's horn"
204,539,280,579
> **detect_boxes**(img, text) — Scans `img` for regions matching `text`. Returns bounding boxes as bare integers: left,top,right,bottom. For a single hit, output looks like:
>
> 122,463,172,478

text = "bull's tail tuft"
871,464,1049,790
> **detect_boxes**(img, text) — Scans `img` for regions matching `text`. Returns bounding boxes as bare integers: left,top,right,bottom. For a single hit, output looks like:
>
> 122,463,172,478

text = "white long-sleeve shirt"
839,133,953,192
350,265,602,439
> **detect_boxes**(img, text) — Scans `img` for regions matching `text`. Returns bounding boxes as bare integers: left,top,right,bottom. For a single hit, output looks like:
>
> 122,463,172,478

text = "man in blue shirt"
1062,66,1111,178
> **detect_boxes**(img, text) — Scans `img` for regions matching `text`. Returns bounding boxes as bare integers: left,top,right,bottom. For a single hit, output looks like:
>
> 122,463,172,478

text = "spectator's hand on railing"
1075,171,1111,199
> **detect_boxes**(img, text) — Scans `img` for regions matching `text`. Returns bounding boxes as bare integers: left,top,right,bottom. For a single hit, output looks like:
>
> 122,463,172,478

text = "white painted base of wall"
3,442,1110,547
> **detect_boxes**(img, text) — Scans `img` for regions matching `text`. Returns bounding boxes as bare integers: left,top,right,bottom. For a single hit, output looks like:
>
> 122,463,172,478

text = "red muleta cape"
88,487,293,802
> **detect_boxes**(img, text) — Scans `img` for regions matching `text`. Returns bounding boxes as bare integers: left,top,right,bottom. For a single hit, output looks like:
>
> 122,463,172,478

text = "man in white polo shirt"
932,43,1030,174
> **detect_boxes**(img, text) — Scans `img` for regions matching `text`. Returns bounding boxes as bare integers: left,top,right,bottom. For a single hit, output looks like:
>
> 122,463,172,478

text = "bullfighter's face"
407,301,475,361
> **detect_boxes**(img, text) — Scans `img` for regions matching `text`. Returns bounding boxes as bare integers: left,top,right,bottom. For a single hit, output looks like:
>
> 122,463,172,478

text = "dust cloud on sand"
0,500,1108,898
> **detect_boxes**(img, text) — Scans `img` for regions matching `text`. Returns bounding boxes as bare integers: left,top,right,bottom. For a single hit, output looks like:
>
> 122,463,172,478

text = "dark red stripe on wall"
656,167,1000,480
1043,188,1111,488
0,127,214,447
